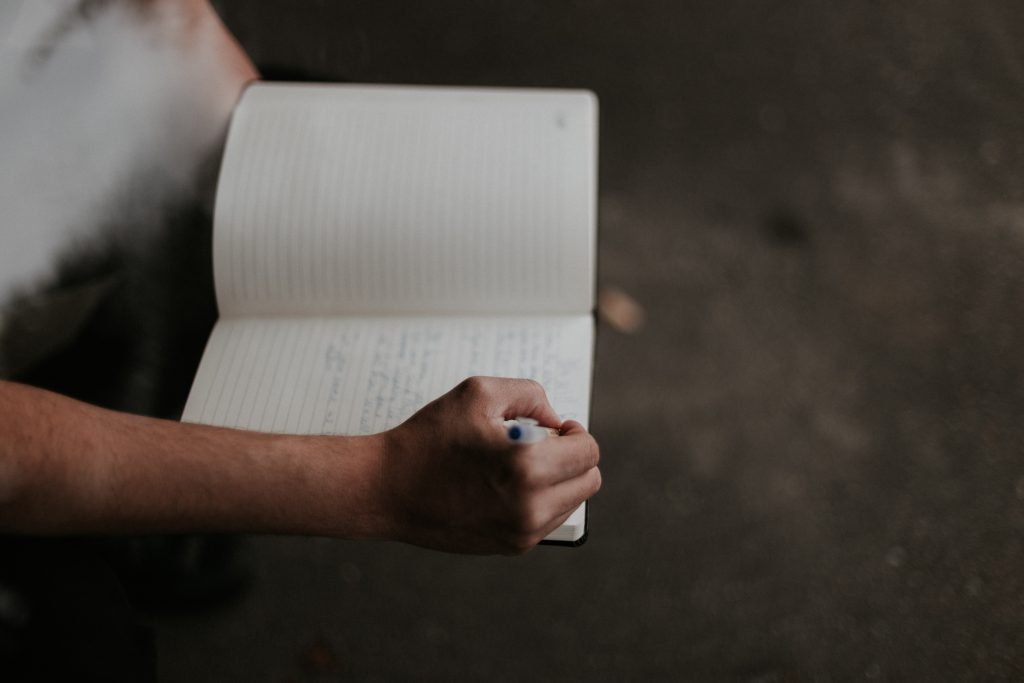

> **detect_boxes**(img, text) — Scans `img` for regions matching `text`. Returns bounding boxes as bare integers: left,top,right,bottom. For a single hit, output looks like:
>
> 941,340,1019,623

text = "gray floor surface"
154,2,1024,681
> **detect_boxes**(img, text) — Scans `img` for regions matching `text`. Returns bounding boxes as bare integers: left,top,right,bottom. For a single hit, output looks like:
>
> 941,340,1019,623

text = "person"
0,3,598,679
0,0,598,675
0,0,601,555
0,376,600,555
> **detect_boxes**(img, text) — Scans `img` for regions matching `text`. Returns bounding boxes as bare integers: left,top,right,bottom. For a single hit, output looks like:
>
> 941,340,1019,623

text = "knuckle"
524,378,545,395
462,376,494,400
455,376,479,396
588,437,601,467
525,379,552,404
590,466,603,495
525,510,545,535
508,531,540,555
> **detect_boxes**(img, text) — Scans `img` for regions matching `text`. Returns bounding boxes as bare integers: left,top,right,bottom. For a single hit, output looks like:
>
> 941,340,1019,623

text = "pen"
505,417,560,444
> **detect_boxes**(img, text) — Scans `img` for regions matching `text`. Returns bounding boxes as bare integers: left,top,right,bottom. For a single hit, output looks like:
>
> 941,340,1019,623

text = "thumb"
493,378,565,428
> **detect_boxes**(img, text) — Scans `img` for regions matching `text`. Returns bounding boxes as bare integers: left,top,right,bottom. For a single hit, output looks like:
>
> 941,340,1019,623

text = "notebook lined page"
181,314,592,544
183,315,593,435
213,83,597,318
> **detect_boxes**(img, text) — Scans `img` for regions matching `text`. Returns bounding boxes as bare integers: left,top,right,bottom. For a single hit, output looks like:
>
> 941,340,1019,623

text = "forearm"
0,381,386,538
0,377,601,554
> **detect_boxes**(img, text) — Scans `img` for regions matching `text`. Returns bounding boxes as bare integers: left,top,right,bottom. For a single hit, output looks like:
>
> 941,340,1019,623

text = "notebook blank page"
213,83,597,318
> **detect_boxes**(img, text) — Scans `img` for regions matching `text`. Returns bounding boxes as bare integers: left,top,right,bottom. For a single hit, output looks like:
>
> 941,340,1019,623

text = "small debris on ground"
598,286,645,333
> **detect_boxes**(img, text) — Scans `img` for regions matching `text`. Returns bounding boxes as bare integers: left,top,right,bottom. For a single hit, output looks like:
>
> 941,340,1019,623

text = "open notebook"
182,83,597,544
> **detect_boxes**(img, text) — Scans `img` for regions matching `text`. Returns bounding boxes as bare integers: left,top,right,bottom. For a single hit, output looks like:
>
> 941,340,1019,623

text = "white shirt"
0,0,244,374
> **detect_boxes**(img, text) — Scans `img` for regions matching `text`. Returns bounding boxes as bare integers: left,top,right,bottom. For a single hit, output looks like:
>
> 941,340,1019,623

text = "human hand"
378,377,601,555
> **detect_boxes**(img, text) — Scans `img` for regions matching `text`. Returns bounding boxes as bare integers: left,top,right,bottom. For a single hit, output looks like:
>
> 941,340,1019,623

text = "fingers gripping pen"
505,417,559,444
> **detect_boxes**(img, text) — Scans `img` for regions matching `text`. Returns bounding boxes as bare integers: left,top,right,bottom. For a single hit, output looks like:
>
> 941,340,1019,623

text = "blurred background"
15,0,1024,680
148,1,1024,680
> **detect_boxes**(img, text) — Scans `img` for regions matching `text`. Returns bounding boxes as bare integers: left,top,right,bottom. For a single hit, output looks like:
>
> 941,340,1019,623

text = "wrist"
283,432,392,540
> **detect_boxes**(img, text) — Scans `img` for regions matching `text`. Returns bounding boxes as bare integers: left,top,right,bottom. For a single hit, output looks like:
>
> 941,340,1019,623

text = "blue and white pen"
505,417,560,444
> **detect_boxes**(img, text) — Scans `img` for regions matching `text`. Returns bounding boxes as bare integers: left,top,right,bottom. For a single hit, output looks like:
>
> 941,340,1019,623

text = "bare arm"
0,3,601,554
0,378,600,554
0,379,387,539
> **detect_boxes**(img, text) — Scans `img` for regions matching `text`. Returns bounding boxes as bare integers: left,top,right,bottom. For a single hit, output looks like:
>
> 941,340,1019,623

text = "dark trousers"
0,538,157,683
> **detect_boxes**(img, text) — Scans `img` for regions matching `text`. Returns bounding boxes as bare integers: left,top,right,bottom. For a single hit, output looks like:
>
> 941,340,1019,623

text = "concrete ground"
155,1,1024,681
